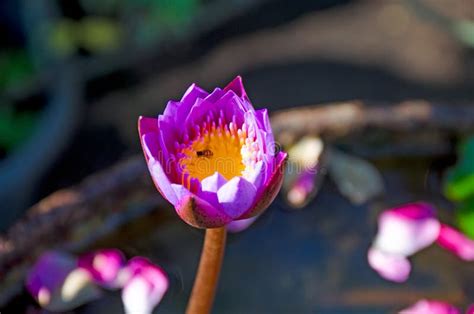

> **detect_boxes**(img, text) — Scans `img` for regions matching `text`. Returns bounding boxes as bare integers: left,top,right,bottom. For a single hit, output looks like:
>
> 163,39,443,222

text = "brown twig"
186,227,227,314
271,100,474,146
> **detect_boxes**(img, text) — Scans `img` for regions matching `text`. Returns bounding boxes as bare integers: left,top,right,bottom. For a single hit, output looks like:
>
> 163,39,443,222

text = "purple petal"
122,257,168,314
223,76,248,100
227,216,259,233
142,133,178,205
26,251,77,302
217,177,257,219
201,172,228,193
367,247,411,283
240,151,287,219
254,109,272,134
181,83,208,106
77,249,126,289
436,224,474,261
138,116,158,137
400,299,461,314
204,87,225,103
373,203,441,256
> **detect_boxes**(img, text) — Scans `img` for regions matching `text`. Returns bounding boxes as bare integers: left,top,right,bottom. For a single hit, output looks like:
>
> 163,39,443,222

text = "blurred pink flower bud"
399,299,460,314
368,203,441,282
367,247,411,283
78,248,127,289
436,224,474,261
121,257,169,314
373,203,440,256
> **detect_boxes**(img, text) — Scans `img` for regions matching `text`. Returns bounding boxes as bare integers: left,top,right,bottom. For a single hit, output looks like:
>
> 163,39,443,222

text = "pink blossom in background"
367,247,411,283
400,299,461,314
122,257,169,314
373,202,440,257
436,224,474,261
78,248,126,289
368,202,440,282
25,251,102,312
26,250,168,313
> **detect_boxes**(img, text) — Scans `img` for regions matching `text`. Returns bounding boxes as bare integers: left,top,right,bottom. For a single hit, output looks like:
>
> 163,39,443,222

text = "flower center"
179,122,246,181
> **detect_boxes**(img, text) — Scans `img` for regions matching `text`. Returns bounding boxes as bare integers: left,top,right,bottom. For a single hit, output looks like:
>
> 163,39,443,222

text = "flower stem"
186,227,227,314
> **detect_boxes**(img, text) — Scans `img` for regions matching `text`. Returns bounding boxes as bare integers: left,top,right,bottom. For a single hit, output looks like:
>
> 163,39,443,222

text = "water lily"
121,257,169,314
138,76,287,228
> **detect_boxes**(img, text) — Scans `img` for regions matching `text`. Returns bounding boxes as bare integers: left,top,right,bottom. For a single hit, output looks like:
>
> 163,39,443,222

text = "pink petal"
367,247,411,282
122,257,168,314
400,299,461,314
374,203,441,256
78,249,126,289
436,224,474,261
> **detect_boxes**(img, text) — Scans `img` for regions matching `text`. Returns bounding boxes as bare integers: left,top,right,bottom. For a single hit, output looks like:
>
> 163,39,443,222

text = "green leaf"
0,105,37,151
457,197,474,239
443,136,474,201
0,50,35,91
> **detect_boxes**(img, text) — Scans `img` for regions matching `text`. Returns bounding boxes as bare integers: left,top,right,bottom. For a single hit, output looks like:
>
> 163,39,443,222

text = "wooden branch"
1,100,473,305
271,100,474,145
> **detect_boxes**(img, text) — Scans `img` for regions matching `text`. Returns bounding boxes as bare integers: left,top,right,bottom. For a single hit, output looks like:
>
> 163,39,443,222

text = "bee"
196,149,213,158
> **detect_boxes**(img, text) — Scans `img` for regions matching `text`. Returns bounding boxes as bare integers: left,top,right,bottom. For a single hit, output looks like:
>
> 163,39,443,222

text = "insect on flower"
138,76,287,228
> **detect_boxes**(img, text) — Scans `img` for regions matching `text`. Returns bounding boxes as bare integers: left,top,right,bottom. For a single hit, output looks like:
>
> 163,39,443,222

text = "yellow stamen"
179,125,246,181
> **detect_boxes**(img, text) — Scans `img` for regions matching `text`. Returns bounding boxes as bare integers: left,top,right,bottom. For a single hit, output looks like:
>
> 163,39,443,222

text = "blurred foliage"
0,50,35,92
0,105,37,152
50,17,122,55
444,137,474,202
457,198,474,239
444,137,474,238
51,0,199,55
453,20,474,48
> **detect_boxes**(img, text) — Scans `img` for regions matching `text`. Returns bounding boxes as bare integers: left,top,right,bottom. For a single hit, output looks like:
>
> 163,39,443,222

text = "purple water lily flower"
78,249,126,289
138,76,287,228
121,257,169,314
